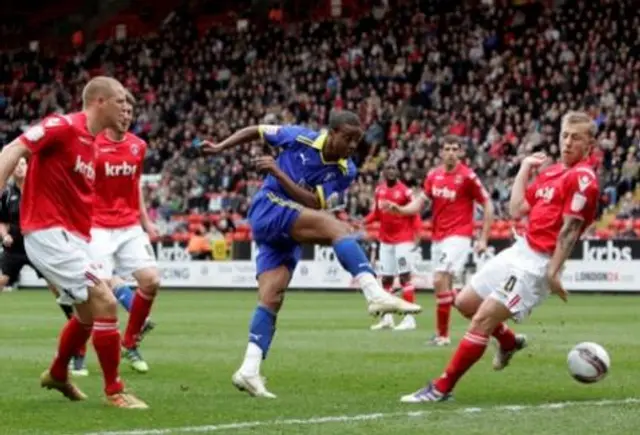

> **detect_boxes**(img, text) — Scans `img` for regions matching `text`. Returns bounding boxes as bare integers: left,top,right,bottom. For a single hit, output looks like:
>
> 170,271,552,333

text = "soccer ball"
567,342,610,384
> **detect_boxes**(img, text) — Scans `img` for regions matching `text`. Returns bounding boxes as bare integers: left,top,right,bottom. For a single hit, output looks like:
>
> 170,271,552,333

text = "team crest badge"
130,143,140,156
455,175,463,184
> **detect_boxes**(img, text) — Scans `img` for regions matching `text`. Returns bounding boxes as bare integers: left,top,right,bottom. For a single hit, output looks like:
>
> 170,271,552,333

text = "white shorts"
90,225,157,280
470,236,550,322
431,236,472,276
25,228,102,305
378,242,414,276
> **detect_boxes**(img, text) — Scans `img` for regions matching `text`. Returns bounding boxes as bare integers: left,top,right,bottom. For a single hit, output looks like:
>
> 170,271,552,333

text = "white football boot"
232,370,276,399
394,314,417,331
370,313,395,330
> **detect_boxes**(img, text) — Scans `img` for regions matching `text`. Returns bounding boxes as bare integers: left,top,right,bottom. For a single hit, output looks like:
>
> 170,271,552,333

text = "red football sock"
436,290,455,338
434,330,489,393
402,283,416,303
50,317,92,381
123,290,154,348
492,322,516,351
92,317,124,396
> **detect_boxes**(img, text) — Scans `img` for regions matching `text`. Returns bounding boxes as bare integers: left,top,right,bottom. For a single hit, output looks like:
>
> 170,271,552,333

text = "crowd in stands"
1,0,639,246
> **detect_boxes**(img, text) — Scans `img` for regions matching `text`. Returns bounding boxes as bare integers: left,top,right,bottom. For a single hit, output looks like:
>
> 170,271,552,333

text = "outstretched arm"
202,126,261,153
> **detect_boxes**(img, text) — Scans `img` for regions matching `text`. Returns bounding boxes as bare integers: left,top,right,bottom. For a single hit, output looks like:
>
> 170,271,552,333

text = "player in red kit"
91,94,160,374
0,77,148,409
400,111,600,402
364,162,422,331
384,136,494,345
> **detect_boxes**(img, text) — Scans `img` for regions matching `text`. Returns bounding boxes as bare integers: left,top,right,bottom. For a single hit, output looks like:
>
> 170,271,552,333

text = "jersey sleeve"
258,125,299,148
315,164,357,210
467,171,490,204
19,115,70,154
562,168,599,221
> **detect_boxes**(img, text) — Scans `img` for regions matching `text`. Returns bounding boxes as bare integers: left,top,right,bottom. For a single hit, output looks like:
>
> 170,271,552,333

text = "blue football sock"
114,284,135,312
248,306,276,359
333,236,375,277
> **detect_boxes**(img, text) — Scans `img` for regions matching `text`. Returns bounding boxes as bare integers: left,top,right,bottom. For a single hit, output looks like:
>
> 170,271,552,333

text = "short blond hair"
561,110,597,138
81,76,123,109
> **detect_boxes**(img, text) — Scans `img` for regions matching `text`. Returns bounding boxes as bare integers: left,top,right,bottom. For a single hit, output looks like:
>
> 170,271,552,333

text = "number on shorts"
439,252,447,264
503,275,517,293
398,257,407,268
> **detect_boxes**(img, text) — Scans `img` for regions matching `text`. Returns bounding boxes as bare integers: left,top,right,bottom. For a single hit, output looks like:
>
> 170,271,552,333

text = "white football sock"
356,272,389,302
239,342,262,376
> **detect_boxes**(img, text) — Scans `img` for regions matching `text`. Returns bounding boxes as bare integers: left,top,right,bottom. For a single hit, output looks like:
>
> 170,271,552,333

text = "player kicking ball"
400,111,600,403
202,110,421,398
363,162,422,331
0,76,147,408
384,136,494,346
91,95,161,374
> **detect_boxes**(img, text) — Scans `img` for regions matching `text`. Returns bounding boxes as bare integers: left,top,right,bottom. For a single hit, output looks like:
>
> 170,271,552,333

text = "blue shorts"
248,191,302,277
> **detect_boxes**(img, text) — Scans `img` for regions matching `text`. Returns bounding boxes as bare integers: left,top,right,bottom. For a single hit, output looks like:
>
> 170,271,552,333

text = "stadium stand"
0,0,638,244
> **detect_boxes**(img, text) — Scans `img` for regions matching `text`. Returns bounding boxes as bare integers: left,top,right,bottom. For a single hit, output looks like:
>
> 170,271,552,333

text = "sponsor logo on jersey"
535,186,555,202
74,156,95,181
105,161,137,177
432,186,457,200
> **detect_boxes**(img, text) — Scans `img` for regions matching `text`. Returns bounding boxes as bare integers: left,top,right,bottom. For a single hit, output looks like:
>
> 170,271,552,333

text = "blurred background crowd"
1,0,639,259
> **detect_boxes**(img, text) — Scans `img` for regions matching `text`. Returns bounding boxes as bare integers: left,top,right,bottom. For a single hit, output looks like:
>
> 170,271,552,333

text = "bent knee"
433,273,449,292
135,268,161,295
89,282,119,317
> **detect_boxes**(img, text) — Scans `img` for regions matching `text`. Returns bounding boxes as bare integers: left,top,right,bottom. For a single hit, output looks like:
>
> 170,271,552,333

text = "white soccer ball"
567,342,610,383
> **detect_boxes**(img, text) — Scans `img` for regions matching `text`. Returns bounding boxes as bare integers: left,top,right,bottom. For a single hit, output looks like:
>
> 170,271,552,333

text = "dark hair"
328,110,361,129
442,135,461,146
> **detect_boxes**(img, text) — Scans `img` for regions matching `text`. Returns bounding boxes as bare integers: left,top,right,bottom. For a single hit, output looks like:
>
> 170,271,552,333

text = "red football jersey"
92,132,146,229
524,161,599,255
19,112,96,239
422,163,489,241
364,181,421,244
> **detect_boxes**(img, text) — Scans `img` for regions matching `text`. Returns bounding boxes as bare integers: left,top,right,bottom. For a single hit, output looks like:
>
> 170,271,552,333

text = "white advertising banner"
17,259,639,292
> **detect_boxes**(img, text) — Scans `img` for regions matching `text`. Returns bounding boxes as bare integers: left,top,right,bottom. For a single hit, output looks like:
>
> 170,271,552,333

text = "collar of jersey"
307,131,348,174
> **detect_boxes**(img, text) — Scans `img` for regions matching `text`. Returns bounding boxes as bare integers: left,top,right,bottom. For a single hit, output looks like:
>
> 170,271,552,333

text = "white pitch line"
85,397,640,435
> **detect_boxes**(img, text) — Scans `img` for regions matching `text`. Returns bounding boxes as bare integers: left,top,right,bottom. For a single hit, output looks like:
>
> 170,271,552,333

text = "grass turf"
0,290,639,434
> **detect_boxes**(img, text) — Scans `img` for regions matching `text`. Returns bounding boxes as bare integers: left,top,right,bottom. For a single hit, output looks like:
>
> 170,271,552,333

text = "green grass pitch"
1,290,639,434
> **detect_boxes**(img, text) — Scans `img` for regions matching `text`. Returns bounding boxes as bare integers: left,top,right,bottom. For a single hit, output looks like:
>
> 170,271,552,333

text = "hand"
474,239,488,254
2,234,12,247
201,140,224,154
522,152,548,170
144,221,159,239
254,156,278,174
546,272,568,302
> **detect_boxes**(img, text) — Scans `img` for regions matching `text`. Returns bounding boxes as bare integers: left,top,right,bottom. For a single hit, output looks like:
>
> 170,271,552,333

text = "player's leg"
233,245,296,398
114,227,160,373
400,249,535,403
291,208,421,315
26,229,146,408
393,242,417,331
371,243,396,330
111,276,156,341
454,285,524,369
428,237,471,345
0,251,20,292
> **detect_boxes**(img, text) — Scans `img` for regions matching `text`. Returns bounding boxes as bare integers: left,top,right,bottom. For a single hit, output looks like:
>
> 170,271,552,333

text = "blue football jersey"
257,124,357,209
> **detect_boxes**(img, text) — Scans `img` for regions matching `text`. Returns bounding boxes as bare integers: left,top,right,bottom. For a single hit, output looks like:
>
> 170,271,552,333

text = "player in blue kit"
203,111,421,398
